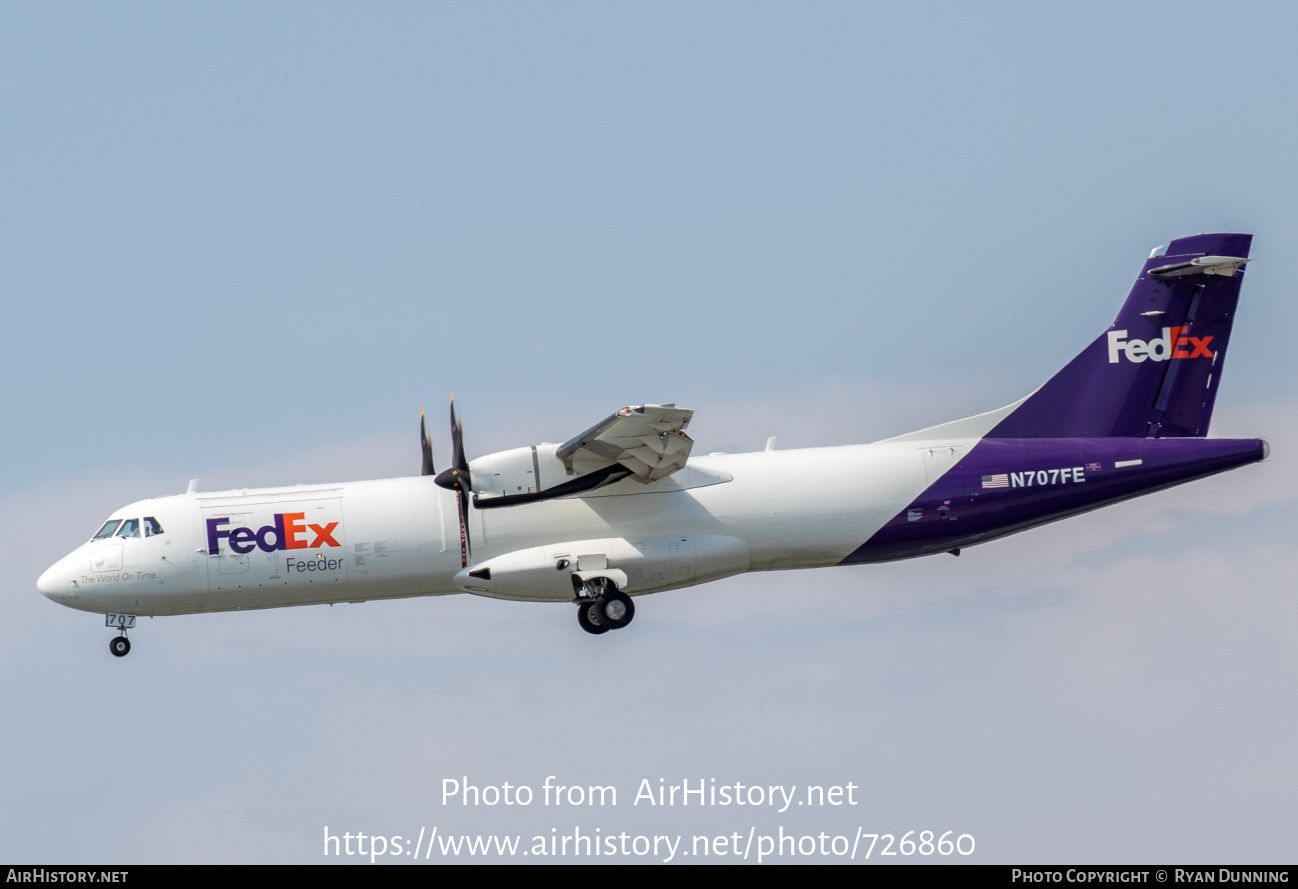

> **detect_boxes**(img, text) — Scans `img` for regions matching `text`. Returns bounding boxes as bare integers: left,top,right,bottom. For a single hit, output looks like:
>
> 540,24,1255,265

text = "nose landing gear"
106,613,136,657
575,577,635,636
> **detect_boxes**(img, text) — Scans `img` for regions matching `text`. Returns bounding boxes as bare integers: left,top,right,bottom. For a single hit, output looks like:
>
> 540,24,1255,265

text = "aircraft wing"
556,404,694,482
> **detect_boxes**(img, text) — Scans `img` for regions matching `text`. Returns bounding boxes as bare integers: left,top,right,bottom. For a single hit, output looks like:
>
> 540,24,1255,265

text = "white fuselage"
39,233,1270,638
37,438,963,617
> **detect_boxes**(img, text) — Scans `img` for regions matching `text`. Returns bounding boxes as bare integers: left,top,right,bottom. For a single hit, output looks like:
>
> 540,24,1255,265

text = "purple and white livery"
38,234,1267,654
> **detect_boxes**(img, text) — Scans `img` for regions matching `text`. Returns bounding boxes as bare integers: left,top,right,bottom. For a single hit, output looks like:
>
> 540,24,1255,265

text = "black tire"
595,590,635,630
576,602,608,635
110,636,131,658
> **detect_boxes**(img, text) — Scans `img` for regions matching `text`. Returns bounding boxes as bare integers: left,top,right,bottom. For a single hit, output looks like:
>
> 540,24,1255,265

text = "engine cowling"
469,443,570,500
453,534,750,602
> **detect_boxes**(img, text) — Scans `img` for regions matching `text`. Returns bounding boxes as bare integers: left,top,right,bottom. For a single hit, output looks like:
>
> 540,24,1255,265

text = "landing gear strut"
106,613,136,657
575,577,635,635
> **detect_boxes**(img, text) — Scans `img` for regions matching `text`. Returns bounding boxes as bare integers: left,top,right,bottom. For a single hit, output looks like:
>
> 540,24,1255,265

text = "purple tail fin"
990,233,1252,439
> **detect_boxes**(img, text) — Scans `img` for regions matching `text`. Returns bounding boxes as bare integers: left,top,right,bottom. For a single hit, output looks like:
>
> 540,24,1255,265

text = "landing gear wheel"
595,590,635,630
577,602,608,635
110,636,131,658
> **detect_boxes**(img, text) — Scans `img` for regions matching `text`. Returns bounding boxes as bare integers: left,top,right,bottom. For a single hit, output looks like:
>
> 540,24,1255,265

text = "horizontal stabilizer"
1149,255,1251,278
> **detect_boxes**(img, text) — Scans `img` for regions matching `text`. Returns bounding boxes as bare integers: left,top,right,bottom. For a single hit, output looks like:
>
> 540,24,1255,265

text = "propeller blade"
450,393,468,472
456,484,472,565
420,407,435,476
435,394,473,494
437,393,473,566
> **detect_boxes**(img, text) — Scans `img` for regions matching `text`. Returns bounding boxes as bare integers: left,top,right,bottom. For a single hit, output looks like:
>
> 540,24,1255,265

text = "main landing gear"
575,577,635,636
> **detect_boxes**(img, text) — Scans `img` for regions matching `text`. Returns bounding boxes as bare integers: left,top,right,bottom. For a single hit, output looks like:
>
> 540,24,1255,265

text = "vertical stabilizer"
989,233,1251,439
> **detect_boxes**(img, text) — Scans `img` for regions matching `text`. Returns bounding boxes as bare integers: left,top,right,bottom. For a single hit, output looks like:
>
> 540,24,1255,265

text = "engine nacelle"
453,534,750,602
469,443,570,500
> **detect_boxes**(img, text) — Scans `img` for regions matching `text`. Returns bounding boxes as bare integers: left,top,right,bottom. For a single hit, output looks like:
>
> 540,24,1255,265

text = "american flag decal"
1085,463,1101,471
981,473,1009,489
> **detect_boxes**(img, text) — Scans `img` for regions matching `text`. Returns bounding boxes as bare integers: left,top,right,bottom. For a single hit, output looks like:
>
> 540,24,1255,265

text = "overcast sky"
2,2,1295,864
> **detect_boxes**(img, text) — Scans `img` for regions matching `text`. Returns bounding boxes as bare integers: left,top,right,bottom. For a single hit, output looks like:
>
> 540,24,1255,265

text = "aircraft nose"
37,557,78,602
37,551,94,610
36,564,62,597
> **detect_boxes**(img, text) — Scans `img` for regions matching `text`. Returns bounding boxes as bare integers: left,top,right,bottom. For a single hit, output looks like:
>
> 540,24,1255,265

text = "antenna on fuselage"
186,479,198,494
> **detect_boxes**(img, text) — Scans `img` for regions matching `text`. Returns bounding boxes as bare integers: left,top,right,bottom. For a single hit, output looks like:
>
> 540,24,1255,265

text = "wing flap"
558,404,694,483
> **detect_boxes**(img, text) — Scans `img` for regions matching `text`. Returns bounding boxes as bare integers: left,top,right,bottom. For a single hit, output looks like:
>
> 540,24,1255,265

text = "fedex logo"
1107,327,1214,364
206,513,340,555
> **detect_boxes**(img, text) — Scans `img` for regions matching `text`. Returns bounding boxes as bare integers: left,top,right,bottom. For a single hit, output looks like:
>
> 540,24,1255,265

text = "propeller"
433,394,473,565
434,394,471,494
420,407,435,476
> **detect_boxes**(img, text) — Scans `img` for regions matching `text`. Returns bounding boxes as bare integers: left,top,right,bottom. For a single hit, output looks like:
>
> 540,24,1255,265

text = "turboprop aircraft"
38,233,1268,656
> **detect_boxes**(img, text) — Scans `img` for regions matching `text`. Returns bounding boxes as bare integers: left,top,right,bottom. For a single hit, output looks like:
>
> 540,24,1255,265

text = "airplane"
38,233,1269,656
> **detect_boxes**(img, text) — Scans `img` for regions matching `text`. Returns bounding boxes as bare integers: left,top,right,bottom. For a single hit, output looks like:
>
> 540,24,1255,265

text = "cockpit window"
116,518,141,538
144,517,164,537
92,520,122,540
